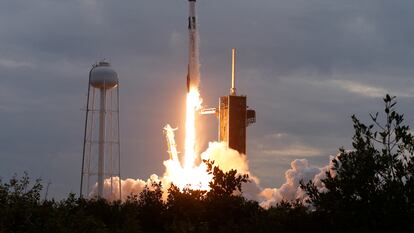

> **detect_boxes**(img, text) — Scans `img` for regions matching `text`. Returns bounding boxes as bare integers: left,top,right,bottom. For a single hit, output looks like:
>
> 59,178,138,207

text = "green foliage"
202,160,260,233
165,185,207,233
303,94,414,232
0,173,45,233
137,181,165,233
204,159,249,198
0,162,257,233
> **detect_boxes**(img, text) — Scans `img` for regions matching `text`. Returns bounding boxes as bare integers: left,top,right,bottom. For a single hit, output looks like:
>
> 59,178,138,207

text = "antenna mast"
231,48,237,95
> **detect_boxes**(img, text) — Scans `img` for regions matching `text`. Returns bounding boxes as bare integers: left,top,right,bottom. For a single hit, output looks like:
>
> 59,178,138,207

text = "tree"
204,160,249,199
137,181,165,233
165,185,207,233
303,95,414,232
0,173,44,232
202,160,260,233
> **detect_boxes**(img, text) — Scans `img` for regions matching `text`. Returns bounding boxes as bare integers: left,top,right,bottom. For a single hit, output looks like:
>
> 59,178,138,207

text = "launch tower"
201,49,256,154
218,49,256,154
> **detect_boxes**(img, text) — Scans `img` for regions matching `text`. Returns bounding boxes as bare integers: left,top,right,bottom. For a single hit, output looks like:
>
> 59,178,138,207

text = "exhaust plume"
259,156,336,208
91,144,335,208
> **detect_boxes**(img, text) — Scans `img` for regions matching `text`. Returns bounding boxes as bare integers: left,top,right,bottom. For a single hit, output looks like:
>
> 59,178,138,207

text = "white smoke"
91,141,261,201
258,156,337,208
200,142,262,200
89,174,161,201
92,142,335,208
201,142,250,175
258,159,320,208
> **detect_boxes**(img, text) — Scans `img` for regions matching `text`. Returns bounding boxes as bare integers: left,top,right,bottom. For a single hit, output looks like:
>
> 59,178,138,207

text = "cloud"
258,154,340,208
253,133,323,158
259,159,321,208
330,80,388,98
92,141,262,201
93,141,335,208
262,146,322,158
201,142,262,200
89,174,161,201
0,58,34,69
201,142,250,175
298,78,414,98
326,79,414,98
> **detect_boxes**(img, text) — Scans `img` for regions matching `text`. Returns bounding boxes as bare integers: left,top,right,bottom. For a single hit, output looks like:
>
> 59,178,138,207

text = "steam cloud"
90,174,161,201
259,159,321,208
92,142,334,208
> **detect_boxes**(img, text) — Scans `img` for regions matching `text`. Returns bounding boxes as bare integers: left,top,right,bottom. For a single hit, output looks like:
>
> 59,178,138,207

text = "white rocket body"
187,0,200,92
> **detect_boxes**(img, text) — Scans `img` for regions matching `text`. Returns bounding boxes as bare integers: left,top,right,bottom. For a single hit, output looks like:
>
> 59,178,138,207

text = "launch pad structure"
202,49,256,155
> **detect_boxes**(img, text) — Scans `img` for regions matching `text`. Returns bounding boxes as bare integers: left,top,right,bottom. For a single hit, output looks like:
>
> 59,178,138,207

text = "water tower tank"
90,61,118,89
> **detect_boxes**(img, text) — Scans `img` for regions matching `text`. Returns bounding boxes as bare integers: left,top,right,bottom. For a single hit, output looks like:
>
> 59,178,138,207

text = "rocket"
187,0,200,92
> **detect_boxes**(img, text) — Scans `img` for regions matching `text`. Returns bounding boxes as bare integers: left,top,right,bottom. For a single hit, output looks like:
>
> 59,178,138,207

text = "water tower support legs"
98,89,106,198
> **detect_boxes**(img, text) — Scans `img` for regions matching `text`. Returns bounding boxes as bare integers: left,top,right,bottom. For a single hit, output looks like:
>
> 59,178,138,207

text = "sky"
1,0,414,199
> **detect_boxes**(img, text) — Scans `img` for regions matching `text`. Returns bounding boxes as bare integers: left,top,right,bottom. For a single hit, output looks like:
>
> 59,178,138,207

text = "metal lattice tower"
80,61,121,200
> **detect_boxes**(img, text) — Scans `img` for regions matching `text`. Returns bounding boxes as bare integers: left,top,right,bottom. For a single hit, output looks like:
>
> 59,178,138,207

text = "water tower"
80,61,121,200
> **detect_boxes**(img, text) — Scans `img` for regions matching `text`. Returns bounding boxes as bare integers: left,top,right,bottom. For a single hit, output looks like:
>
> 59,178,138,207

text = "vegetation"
302,95,414,232
1,95,414,233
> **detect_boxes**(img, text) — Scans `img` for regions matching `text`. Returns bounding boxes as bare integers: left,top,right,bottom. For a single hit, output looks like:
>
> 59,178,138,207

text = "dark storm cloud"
1,0,414,197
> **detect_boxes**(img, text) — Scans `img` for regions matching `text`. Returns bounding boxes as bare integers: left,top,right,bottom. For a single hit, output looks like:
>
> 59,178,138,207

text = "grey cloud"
1,0,414,199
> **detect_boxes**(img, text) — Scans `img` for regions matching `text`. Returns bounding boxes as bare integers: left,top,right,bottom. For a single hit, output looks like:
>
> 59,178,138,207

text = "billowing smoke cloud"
200,142,262,200
89,174,161,201
259,159,320,208
311,156,337,194
259,157,336,208
201,142,251,175
91,141,261,201
92,141,334,208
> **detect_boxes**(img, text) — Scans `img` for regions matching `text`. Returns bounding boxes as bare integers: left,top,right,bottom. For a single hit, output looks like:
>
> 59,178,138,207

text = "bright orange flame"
184,87,202,169
163,87,212,190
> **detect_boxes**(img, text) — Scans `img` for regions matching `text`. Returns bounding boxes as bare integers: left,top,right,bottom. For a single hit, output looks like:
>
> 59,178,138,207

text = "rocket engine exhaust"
187,0,200,92
158,0,208,190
